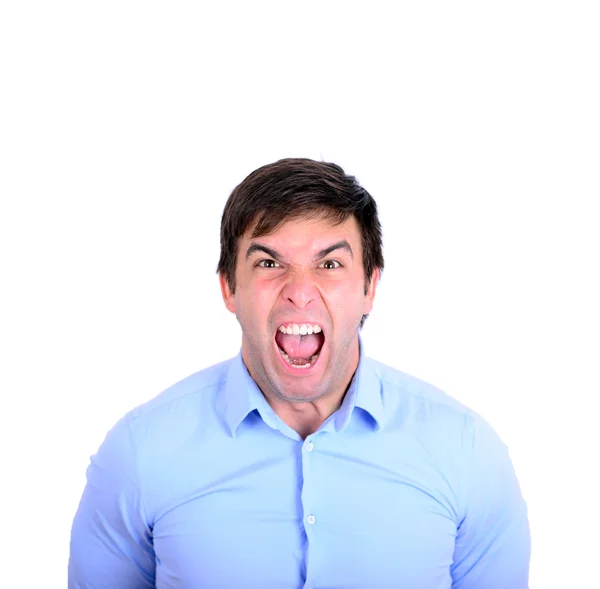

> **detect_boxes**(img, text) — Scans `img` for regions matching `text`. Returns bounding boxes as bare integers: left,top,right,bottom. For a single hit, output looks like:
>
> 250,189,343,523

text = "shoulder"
365,358,516,509
129,357,233,419
364,357,506,456
114,357,235,452
366,356,478,424
366,357,511,462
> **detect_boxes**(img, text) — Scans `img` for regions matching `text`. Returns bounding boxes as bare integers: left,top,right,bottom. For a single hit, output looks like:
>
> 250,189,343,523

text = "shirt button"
307,514,316,525
306,441,313,452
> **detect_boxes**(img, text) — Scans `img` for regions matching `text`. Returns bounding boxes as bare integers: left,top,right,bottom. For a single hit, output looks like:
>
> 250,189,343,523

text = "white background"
1,2,599,587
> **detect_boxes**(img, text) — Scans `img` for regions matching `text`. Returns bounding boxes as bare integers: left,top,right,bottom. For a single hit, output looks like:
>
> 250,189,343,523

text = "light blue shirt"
69,341,530,588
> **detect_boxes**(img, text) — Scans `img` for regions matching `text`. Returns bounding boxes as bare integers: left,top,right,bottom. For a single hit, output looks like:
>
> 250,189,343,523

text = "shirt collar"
219,334,385,437
218,351,279,437
329,335,385,433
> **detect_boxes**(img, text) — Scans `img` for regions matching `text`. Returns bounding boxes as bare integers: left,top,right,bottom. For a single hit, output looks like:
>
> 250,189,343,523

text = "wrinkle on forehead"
243,217,361,265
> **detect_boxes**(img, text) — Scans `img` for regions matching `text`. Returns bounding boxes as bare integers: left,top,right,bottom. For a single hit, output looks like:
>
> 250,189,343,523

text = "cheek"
237,284,277,324
324,273,364,299
323,281,366,315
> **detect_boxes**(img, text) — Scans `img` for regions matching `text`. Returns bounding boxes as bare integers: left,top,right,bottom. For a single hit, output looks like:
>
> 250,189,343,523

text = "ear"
362,268,380,315
219,273,236,314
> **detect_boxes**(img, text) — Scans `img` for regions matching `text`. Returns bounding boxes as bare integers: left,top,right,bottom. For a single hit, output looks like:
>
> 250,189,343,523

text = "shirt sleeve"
68,413,155,589
451,415,531,589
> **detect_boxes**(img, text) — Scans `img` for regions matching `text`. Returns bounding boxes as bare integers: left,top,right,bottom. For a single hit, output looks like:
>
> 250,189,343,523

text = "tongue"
276,332,324,359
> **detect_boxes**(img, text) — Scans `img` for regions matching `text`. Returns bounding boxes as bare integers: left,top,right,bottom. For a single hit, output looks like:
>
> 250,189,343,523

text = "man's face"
220,214,378,405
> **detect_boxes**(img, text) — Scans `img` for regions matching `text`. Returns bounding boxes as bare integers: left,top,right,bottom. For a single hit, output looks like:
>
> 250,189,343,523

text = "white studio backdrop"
1,2,598,587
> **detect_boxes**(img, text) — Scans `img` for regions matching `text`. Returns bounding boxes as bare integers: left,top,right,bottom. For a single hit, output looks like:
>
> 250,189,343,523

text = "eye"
257,259,281,268
319,260,341,270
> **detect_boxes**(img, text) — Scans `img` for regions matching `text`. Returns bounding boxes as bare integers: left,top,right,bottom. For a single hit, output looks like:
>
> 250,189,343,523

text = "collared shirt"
69,341,530,588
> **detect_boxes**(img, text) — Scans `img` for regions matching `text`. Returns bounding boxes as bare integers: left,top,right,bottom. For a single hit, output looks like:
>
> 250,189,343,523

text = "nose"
281,270,319,308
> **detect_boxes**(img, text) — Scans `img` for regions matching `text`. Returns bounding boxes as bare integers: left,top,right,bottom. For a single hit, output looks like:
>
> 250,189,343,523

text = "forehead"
243,215,362,252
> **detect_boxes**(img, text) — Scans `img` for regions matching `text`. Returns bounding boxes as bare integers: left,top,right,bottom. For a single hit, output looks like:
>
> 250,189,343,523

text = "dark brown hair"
217,158,384,326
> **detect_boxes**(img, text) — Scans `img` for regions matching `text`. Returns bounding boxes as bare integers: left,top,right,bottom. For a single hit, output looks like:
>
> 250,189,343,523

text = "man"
69,158,531,588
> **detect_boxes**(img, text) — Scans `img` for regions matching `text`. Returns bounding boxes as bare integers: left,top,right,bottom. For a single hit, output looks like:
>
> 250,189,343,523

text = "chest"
149,435,458,589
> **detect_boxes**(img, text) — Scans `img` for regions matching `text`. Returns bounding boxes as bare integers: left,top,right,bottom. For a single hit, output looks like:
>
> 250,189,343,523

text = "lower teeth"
280,350,319,368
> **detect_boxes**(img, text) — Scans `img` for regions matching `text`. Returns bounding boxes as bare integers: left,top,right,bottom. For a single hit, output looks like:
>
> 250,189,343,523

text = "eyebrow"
315,240,353,260
245,240,353,262
245,243,282,261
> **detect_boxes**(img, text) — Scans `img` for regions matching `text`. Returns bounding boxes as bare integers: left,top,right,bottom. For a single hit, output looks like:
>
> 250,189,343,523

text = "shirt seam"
377,372,475,420
129,375,228,423
459,413,476,527
125,412,151,529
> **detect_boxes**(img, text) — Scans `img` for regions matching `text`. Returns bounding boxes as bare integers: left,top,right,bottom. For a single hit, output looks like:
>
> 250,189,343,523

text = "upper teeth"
278,323,322,335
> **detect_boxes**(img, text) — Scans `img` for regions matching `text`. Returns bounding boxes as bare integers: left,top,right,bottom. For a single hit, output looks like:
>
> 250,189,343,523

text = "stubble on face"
221,214,378,422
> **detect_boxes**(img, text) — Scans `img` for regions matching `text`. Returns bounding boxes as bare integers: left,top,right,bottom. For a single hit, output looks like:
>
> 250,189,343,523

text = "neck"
267,394,346,439
242,336,361,438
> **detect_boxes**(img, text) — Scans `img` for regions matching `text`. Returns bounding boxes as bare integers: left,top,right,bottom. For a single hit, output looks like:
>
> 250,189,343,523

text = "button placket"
303,440,316,526
300,436,320,589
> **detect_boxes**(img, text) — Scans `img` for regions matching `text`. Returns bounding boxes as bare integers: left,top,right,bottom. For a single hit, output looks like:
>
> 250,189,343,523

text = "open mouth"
275,323,325,369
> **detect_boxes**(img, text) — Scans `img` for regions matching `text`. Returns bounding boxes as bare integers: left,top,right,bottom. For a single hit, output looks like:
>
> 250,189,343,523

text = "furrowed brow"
314,240,354,261
245,243,282,261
